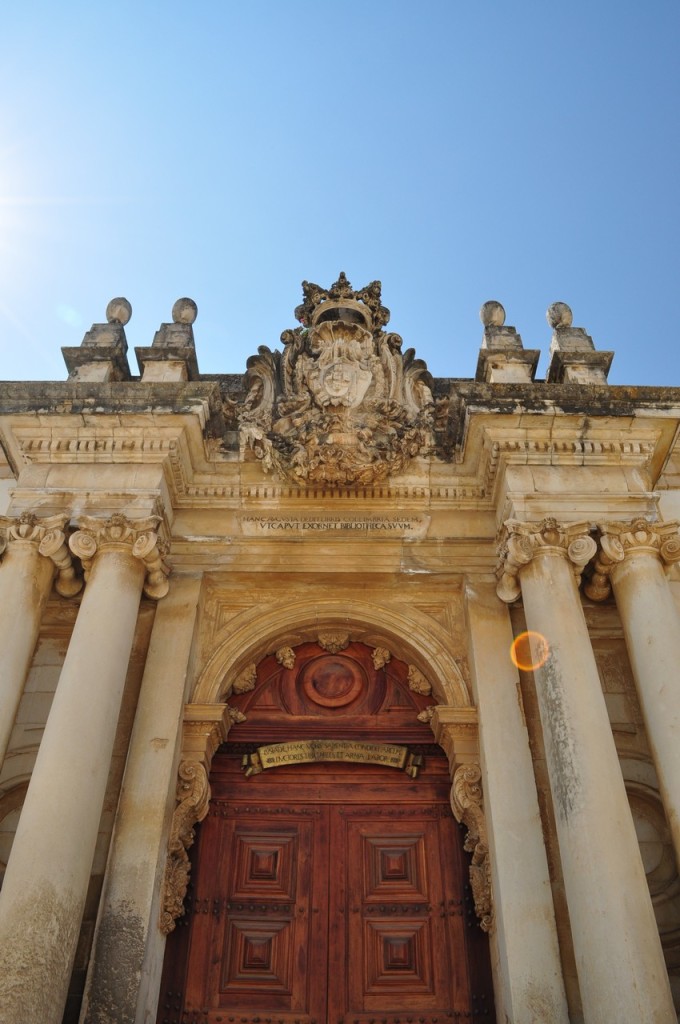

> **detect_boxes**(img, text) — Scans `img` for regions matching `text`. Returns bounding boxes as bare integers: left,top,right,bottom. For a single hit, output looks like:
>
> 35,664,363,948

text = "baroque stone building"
0,275,679,1024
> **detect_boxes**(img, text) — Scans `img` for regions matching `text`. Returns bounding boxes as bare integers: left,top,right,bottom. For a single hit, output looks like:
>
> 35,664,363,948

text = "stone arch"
191,597,471,707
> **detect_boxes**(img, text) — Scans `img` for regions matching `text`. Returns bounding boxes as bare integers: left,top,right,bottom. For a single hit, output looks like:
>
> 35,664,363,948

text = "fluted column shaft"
0,513,81,770
0,514,168,1024
498,519,675,1024
596,519,680,864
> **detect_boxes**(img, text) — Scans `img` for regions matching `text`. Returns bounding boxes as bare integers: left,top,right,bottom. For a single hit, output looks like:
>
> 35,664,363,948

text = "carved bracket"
160,704,234,933
160,760,210,934
450,764,493,933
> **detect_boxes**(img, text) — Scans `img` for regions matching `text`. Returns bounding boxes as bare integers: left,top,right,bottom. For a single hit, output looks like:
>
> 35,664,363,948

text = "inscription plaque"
241,740,423,778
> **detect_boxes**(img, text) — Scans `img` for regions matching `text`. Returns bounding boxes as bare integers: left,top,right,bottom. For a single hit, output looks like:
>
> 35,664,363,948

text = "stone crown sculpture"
238,273,434,486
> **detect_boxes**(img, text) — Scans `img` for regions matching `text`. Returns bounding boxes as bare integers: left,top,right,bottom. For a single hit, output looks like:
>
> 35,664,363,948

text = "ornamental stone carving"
450,763,493,933
317,632,349,654
232,663,257,694
238,273,434,486
585,517,680,602
0,512,82,597
496,517,597,603
371,646,391,670
69,513,170,599
407,664,432,695
275,646,296,669
160,760,210,934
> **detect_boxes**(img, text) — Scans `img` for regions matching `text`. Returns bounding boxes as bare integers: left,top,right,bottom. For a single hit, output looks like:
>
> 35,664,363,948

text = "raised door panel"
330,807,471,1022
184,804,329,1022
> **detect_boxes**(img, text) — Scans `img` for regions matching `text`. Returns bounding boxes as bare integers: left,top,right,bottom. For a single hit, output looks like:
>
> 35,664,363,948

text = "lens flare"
510,631,550,672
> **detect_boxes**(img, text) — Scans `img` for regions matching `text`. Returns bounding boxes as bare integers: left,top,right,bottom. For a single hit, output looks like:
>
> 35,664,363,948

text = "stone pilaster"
464,582,569,1022
588,517,680,867
0,513,169,1024
497,518,676,1023
0,512,81,769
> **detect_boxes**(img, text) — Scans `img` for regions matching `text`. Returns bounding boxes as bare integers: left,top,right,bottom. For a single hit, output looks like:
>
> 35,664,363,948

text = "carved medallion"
239,273,434,486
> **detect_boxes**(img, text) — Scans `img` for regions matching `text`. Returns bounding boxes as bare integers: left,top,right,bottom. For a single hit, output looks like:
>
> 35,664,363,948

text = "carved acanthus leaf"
237,275,434,486
232,664,257,694
275,646,296,669
407,665,432,696
371,647,391,670
318,632,349,654
69,513,170,599
0,511,82,597
496,518,596,604
160,761,210,934
450,764,493,933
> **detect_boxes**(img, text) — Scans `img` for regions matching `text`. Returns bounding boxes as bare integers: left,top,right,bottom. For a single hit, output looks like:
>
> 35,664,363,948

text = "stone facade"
0,276,679,1022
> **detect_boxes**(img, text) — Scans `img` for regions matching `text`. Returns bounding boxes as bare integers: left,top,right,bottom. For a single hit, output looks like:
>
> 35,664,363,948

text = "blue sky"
1,1,678,385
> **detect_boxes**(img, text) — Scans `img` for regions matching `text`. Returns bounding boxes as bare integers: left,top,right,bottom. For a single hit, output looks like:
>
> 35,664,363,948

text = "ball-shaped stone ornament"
480,300,505,327
106,297,132,325
172,297,198,325
547,302,573,329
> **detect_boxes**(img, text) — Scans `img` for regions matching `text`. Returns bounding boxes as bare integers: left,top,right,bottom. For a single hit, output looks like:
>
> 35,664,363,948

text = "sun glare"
510,631,550,672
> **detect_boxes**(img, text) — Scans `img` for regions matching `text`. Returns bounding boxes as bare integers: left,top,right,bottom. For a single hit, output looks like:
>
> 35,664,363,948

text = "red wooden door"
157,643,494,1023
160,757,493,1024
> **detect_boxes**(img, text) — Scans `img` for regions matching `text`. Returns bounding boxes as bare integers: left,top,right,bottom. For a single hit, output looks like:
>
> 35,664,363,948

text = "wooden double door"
162,755,493,1024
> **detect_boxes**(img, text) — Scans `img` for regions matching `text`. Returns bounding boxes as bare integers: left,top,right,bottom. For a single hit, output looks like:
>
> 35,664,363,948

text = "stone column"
464,581,569,1024
0,511,81,769
587,517,680,864
0,513,169,1024
497,518,676,1024
78,576,203,1024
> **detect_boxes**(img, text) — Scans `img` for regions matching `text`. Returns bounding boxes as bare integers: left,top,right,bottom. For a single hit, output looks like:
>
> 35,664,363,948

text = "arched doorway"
158,641,494,1023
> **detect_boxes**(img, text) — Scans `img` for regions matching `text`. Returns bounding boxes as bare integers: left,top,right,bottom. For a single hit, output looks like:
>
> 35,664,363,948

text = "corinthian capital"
496,518,596,603
69,513,170,599
585,518,680,601
0,511,82,597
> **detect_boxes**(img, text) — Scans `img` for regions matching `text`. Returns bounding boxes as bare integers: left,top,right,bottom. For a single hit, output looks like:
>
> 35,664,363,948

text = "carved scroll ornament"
69,513,170,599
585,517,680,601
496,517,596,604
238,273,434,486
160,760,210,934
450,764,493,932
0,511,82,597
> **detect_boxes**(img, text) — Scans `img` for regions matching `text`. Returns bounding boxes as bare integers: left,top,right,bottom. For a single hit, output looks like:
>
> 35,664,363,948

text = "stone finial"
105,297,132,326
546,301,573,330
61,297,132,382
480,300,506,327
172,297,198,325
135,298,199,381
475,300,540,384
546,302,613,384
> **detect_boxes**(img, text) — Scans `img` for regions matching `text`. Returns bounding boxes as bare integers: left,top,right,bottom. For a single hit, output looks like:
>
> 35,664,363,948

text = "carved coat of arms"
239,273,434,486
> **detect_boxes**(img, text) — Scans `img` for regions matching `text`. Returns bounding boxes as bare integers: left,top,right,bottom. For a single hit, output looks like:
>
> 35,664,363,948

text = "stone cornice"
496,518,597,603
